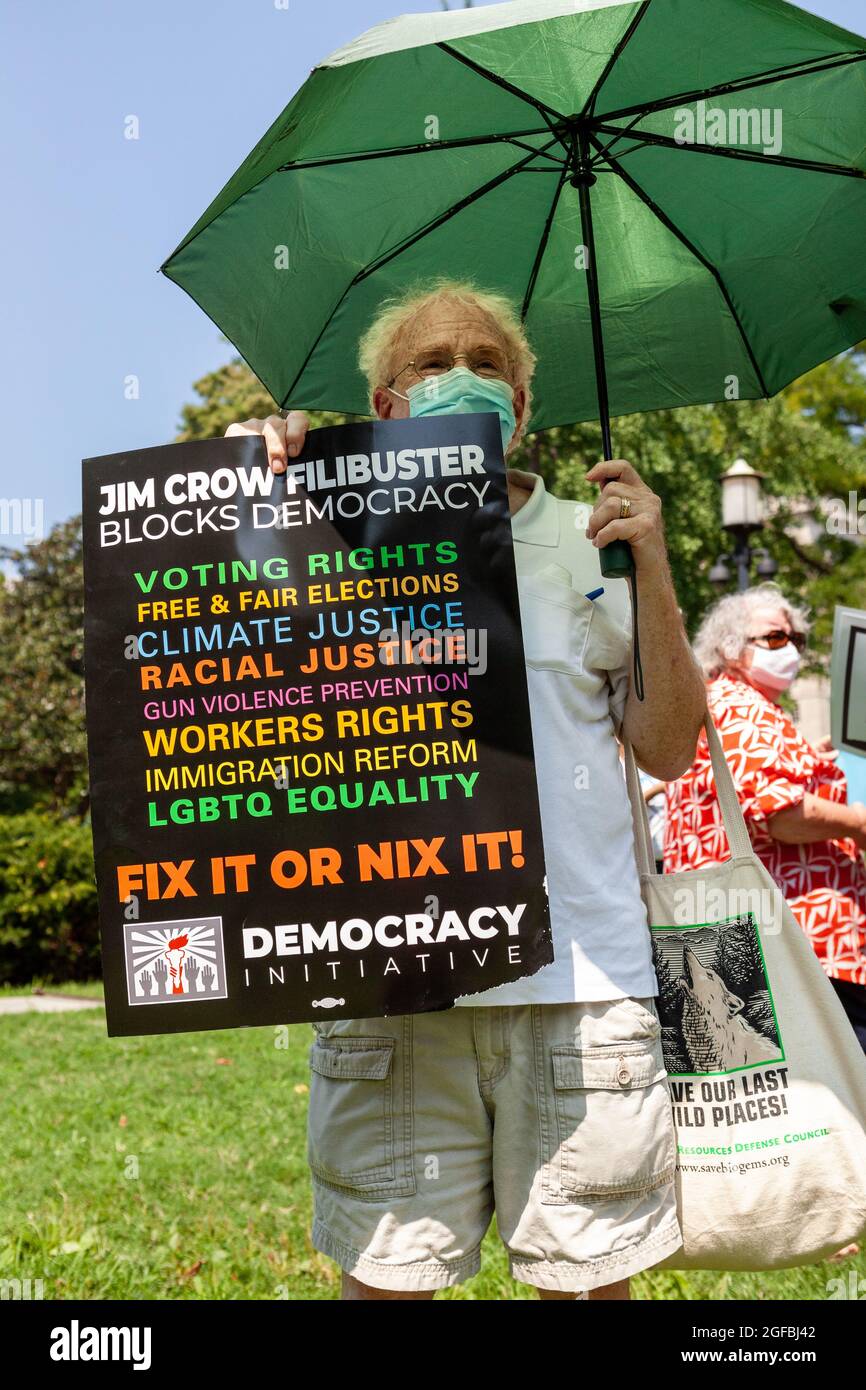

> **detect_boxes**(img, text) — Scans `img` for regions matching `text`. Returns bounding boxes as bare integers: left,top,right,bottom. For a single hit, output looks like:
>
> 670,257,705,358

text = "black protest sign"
83,415,552,1036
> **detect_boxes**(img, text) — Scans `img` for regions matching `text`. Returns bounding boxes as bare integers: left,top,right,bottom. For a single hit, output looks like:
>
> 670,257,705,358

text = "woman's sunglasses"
748,629,806,652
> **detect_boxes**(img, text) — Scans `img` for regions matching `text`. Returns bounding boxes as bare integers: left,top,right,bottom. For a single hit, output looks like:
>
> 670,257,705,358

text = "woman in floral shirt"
664,583,866,1052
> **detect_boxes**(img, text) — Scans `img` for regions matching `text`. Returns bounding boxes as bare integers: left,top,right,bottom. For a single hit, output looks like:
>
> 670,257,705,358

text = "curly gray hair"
357,278,537,450
693,582,810,679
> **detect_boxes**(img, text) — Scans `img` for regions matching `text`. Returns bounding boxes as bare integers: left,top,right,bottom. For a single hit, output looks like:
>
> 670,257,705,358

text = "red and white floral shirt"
664,673,866,985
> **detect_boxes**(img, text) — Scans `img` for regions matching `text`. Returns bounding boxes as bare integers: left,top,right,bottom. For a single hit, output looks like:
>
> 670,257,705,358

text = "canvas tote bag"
623,714,866,1269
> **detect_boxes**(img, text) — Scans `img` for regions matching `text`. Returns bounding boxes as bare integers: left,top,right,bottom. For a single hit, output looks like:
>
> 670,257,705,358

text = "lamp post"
710,458,777,592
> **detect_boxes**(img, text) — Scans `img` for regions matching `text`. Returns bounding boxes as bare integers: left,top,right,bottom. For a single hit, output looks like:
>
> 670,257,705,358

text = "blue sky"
2,0,864,534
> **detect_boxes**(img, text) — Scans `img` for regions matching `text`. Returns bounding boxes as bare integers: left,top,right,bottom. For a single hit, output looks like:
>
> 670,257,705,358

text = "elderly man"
226,280,706,1300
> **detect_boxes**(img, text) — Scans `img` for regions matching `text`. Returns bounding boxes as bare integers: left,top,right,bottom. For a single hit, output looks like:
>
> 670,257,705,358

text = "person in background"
664,583,866,1052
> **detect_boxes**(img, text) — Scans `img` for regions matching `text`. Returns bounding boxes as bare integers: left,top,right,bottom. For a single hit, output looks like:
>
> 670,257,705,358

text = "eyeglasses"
748,629,806,652
387,348,511,388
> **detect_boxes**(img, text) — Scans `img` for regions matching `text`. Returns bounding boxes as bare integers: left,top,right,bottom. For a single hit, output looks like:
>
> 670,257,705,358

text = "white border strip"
321,0,634,69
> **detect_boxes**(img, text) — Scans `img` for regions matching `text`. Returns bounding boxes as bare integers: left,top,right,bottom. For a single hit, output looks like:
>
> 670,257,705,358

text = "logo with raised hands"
124,917,227,1005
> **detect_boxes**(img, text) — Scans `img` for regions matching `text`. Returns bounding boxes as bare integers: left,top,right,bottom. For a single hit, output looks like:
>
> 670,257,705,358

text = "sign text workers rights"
83,415,551,1035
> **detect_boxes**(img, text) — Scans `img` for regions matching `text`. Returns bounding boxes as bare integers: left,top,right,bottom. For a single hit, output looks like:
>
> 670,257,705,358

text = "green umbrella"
161,0,866,583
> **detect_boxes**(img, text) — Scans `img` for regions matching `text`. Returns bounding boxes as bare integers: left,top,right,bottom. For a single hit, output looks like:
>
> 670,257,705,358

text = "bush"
0,813,99,984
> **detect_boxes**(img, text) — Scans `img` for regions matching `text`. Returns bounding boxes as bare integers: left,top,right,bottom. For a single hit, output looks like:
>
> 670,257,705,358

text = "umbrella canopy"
161,0,866,438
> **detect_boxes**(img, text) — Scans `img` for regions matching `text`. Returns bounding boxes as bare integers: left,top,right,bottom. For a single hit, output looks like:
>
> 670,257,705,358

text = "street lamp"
711,458,778,592
721,457,763,531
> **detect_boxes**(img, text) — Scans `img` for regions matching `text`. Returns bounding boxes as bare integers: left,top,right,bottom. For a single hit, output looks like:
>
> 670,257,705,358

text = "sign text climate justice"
97,445,493,545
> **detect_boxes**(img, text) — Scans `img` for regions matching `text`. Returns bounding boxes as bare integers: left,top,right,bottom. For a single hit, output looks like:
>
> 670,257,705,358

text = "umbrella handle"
599,536,635,579
574,129,640,675
597,462,635,579
573,143,636,585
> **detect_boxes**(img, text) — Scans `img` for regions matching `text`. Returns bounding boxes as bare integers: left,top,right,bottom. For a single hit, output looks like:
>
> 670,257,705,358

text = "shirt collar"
712,672,777,709
508,469,560,547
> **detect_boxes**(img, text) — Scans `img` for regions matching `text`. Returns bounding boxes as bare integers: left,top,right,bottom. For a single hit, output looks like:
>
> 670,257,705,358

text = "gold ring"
619,496,631,520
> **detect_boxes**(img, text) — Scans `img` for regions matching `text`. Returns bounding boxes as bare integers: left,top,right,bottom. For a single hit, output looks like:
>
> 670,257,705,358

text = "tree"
0,519,87,815
530,383,866,656
176,357,357,444
781,345,866,438
714,917,762,996
176,360,278,441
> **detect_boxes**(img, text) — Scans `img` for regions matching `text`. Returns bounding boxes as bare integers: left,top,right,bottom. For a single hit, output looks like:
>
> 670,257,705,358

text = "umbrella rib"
597,50,866,123
521,163,571,321
508,140,568,167
592,140,648,166
161,129,551,268
590,110,652,166
275,127,553,173
589,133,771,399
279,137,562,408
594,122,866,180
436,41,570,137
583,0,652,119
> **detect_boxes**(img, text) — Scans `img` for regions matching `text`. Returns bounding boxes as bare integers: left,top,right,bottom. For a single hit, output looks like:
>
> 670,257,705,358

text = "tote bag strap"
622,735,657,877
623,710,753,877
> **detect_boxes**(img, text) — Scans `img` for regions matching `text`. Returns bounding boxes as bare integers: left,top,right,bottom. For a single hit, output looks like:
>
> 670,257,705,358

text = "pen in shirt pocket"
584,587,605,602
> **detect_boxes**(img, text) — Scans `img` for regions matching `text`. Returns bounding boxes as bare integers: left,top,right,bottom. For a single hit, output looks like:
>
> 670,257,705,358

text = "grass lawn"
0,1000,861,1301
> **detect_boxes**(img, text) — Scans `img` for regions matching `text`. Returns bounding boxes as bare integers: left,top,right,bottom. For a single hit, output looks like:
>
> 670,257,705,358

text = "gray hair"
357,278,537,448
692,582,810,679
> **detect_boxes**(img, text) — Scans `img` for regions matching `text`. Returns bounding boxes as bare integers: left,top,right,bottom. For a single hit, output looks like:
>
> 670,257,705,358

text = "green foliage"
0,813,99,984
510,353,866,657
0,518,88,814
176,353,359,442
783,345,866,437
175,360,278,440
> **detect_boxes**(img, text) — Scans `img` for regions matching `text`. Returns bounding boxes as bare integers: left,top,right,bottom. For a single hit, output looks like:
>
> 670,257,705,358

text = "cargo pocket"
542,1034,675,1205
306,1034,416,1200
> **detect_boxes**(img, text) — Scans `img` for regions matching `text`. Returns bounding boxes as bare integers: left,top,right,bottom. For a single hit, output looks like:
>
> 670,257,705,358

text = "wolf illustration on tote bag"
624,715,866,1269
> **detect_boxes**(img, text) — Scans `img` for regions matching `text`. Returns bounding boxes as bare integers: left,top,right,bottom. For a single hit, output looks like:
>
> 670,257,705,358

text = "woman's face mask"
747,640,802,692
391,366,517,454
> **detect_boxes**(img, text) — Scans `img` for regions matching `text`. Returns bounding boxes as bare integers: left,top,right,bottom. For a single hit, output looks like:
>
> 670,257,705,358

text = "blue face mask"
397,366,517,454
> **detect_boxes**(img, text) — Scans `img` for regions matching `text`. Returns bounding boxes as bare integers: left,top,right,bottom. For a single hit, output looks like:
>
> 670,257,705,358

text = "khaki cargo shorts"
305,996,681,1293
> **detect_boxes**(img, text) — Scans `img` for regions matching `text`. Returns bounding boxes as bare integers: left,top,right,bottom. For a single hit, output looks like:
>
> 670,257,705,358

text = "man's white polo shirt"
454,470,658,1007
